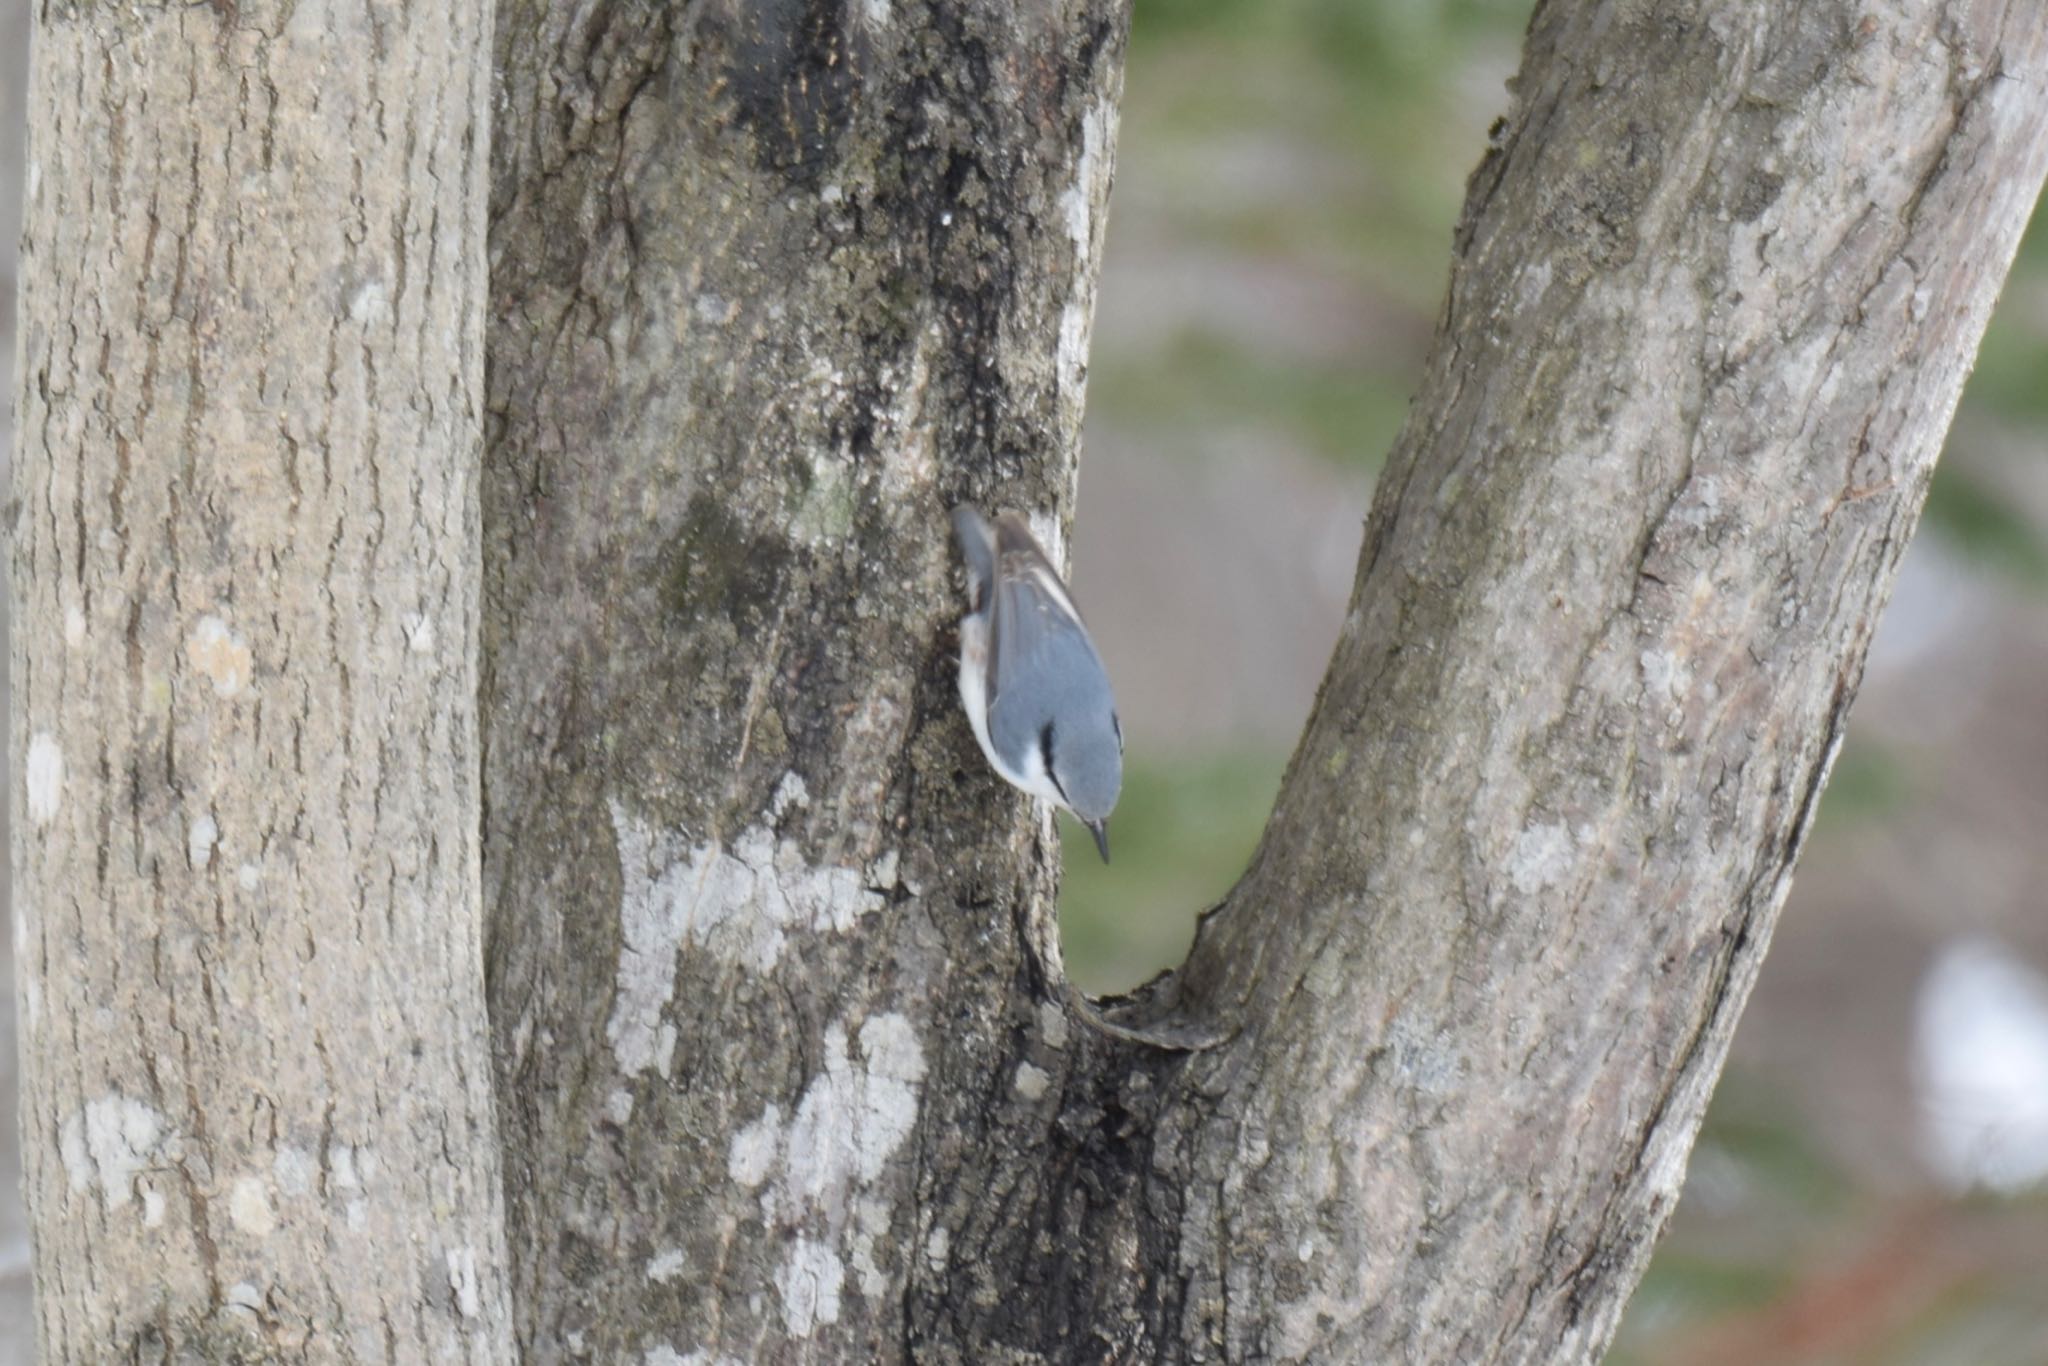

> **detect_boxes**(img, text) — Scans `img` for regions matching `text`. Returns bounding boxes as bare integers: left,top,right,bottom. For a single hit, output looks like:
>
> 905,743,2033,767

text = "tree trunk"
481,1,1127,1356
482,1,2048,1362
12,3,509,1358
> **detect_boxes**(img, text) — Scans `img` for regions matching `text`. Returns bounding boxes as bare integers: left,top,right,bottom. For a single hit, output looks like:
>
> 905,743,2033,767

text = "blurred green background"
1061,1,2048,1362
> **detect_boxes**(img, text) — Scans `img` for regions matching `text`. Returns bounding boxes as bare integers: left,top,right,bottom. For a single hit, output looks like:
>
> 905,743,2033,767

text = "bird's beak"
1085,819,1110,864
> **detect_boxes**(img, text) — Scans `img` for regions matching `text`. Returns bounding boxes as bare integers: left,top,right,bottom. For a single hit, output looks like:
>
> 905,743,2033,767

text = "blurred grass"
1058,750,1285,995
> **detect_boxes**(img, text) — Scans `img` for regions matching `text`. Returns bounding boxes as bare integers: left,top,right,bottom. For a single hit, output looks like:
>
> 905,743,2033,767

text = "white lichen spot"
1640,647,1690,705
59,1094,166,1211
694,293,735,326
1060,97,1111,256
446,1245,483,1318
1057,299,1092,399
64,604,87,647
141,1186,166,1228
728,1104,783,1188
401,612,436,655
1026,510,1068,573
1013,1062,1051,1102
863,0,890,24
1297,1237,1314,1262
346,1200,367,1231
25,734,63,827
645,1350,742,1366
850,1194,893,1298
229,1175,275,1236
1053,95,1114,397
733,1014,927,1304
237,863,262,892
606,798,883,1074
604,1088,636,1126
1037,1000,1069,1050
868,848,900,892
646,1246,688,1284
774,1237,844,1337
188,812,219,871
820,183,844,204
1507,823,1574,895
224,1282,264,1319
924,1224,950,1271
771,772,811,818
273,1145,314,1198
186,615,254,698
348,278,389,326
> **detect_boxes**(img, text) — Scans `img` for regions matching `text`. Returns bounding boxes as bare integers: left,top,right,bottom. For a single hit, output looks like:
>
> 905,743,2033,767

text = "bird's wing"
987,518,1107,779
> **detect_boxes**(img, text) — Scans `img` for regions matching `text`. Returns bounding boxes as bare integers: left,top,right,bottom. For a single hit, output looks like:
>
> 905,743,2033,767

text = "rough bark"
1151,2,2048,1360
483,1,2048,1363
481,1,1127,1357
12,3,509,1358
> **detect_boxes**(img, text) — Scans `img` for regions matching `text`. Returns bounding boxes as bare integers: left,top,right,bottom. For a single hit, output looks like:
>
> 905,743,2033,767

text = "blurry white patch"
1639,648,1689,704
1025,510,1068,574
273,1145,314,1198
645,1348,744,1366
606,798,882,1075
26,734,63,826
1053,96,1114,399
64,604,87,647
446,1245,483,1318
1915,935,2048,1194
863,0,890,25
1507,823,1573,895
730,1014,926,1306
141,1186,166,1228
224,1282,264,1319
60,1095,167,1212
647,1247,688,1283
348,278,389,326
771,772,810,818
1013,1062,1050,1101
188,812,219,871
604,1088,635,1126
186,614,254,697
237,863,262,891
774,1237,844,1337
1057,300,1091,401
1038,999,1069,1050
229,1176,275,1236
728,1104,783,1189
402,612,436,655
1060,96,1112,256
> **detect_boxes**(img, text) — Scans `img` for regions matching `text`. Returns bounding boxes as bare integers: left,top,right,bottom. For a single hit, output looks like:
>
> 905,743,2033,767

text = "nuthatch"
951,505,1123,861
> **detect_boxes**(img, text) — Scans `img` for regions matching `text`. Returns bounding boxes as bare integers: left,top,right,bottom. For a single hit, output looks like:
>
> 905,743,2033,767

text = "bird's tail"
950,504,997,613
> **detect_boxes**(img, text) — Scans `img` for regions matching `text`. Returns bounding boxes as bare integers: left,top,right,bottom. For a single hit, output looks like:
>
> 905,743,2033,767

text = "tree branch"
1154,2,2048,1358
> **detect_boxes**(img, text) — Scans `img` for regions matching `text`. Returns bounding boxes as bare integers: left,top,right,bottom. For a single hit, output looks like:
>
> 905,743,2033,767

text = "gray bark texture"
11,2,511,1359
482,1,2048,1364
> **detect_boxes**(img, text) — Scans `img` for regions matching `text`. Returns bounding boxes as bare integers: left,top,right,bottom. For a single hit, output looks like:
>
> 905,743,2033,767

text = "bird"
951,504,1123,862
